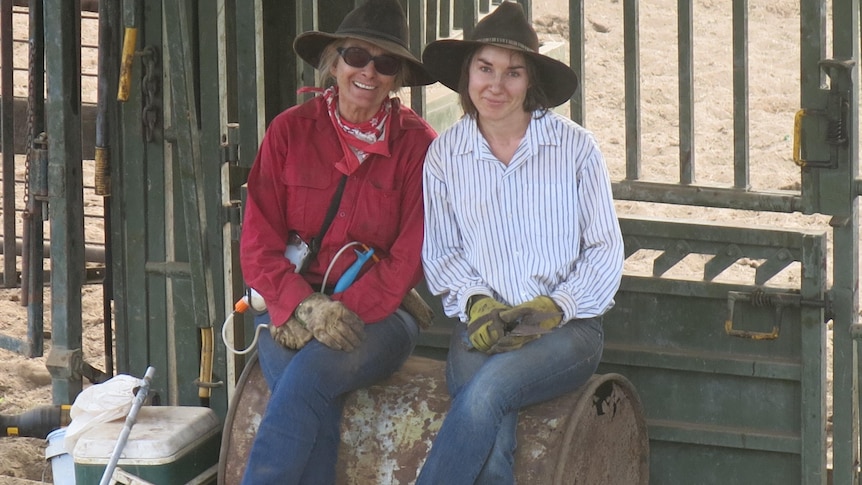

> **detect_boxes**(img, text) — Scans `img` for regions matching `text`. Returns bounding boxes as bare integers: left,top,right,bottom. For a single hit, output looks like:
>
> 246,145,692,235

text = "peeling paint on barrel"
337,358,449,484
218,355,649,485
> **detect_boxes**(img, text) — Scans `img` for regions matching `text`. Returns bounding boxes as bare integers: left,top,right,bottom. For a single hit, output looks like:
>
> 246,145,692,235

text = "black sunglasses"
336,47,402,76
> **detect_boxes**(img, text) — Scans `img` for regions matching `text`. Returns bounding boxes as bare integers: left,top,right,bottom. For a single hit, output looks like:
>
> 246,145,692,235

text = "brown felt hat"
293,0,434,87
422,1,579,107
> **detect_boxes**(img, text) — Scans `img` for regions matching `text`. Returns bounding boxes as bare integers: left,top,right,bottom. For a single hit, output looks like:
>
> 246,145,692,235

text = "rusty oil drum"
218,354,649,484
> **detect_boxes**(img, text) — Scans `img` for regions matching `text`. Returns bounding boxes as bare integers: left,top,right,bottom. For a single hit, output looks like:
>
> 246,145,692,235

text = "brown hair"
317,39,407,91
457,46,551,118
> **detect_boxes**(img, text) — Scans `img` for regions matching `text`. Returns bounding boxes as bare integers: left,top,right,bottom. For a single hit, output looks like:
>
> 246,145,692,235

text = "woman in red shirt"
238,0,436,482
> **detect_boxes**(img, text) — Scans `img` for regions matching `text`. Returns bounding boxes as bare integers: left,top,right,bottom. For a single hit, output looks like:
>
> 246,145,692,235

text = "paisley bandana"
299,86,391,175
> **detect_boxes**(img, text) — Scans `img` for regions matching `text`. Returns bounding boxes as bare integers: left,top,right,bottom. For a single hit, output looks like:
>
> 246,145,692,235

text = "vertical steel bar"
732,0,749,189
25,0,45,359
408,0,427,116
677,0,694,184
297,0,318,97
623,0,641,180
829,0,861,480
519,0,531,23
25,136,46,359
800,233,829,484
1,0,15,288
44,0,85,404
459,0,477,38
439,0,452,38
568,0,585,125
677,0,695,184
426,0,438,45
97,0,119,379
235,0,264,161
799,0,827,215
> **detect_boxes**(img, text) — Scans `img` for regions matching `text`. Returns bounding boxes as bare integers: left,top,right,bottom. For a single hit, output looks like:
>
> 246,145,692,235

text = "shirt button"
339,211,346,217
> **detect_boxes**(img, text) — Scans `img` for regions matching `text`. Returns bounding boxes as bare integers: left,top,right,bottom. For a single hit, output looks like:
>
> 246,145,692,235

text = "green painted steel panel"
599,216,826,484
648,441,799,485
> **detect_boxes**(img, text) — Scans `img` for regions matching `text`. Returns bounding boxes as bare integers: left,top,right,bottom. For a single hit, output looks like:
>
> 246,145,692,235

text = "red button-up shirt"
240,96,436,326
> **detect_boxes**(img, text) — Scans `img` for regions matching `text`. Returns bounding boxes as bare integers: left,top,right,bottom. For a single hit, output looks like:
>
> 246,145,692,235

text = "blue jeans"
416,317,604,485
241,310,419,485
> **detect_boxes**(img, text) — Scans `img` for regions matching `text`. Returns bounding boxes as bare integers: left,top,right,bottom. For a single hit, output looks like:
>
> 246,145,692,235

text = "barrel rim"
217,351,260,485
554,372,650,484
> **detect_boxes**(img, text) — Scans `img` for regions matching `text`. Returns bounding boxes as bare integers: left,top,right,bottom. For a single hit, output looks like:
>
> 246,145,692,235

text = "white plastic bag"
63,374,142,453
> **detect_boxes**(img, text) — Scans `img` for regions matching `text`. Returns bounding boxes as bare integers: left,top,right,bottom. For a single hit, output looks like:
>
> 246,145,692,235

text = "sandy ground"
0,0,848,482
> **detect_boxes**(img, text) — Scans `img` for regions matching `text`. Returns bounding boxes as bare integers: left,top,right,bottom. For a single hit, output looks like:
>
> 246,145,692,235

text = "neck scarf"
299,86,392,175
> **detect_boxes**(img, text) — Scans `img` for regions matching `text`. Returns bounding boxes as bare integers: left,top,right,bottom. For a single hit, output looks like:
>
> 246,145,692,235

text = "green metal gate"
18,0,855,483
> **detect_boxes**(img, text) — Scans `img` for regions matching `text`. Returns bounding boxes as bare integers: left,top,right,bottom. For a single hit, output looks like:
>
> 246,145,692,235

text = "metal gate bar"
1,0,16,287
43,0,85,405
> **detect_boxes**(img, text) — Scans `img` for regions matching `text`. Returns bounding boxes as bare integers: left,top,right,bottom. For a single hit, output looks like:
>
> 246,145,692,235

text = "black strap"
308,174,348,257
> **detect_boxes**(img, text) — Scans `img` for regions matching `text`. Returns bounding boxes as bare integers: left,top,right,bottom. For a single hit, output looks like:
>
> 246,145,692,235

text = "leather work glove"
294,293,365,351
487,296,564,354
269,317,313,350
498,296,564,332
400,288,435,329
466,296,510,352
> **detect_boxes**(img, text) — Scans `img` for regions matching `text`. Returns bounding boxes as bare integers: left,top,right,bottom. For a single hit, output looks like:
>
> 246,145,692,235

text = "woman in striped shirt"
418,3,624,484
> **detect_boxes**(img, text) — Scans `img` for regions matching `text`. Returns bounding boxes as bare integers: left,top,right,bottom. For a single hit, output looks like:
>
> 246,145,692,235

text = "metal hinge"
792,58,856,169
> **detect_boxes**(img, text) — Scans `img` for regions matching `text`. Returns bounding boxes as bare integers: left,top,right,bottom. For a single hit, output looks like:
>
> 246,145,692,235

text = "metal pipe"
1,0,15,288
97,0,119,379
0,236,106,263
25,128,45,358
98,366,155,485
117,26,137,102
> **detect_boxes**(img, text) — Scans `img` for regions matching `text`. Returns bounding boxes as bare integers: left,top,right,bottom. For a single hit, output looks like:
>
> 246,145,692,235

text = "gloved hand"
269,317,313,350
295,293,365,351
486,296,563,354
466,296,509,352
498,296,563,333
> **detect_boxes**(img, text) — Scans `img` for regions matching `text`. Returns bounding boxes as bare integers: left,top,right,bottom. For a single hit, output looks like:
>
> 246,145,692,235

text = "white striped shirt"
421,110,624,323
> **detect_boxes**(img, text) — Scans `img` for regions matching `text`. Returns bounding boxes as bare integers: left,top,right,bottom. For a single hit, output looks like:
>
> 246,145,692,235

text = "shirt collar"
457,110,561,160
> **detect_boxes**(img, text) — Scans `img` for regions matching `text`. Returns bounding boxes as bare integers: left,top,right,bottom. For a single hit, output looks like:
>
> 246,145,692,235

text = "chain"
24,38,37,212
140,45,161,142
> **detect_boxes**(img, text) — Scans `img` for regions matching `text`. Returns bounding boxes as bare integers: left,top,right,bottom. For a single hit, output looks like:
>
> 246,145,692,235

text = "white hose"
222,240,364,355
222,312,268,355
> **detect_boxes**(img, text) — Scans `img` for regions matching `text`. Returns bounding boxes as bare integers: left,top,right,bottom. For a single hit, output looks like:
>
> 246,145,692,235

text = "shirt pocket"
280,162,333,233
348,184,401,251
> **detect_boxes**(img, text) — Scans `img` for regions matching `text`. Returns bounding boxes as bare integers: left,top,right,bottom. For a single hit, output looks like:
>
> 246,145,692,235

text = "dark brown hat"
293,0,434,87
422,1,578,107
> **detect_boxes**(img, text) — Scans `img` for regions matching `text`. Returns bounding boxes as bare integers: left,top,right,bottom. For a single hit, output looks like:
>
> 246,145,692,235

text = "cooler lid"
72,406,220,463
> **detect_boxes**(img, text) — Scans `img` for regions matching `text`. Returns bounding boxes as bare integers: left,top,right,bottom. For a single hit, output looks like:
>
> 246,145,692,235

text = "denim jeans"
241,309,419,485
416,317,604,485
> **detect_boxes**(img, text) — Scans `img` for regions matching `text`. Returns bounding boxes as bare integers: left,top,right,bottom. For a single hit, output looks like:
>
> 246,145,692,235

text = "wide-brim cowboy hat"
422,1,579,107
293,0,434,87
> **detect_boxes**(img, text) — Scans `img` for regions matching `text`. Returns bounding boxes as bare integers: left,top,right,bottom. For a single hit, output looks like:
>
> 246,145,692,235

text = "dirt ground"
0,0,849,482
